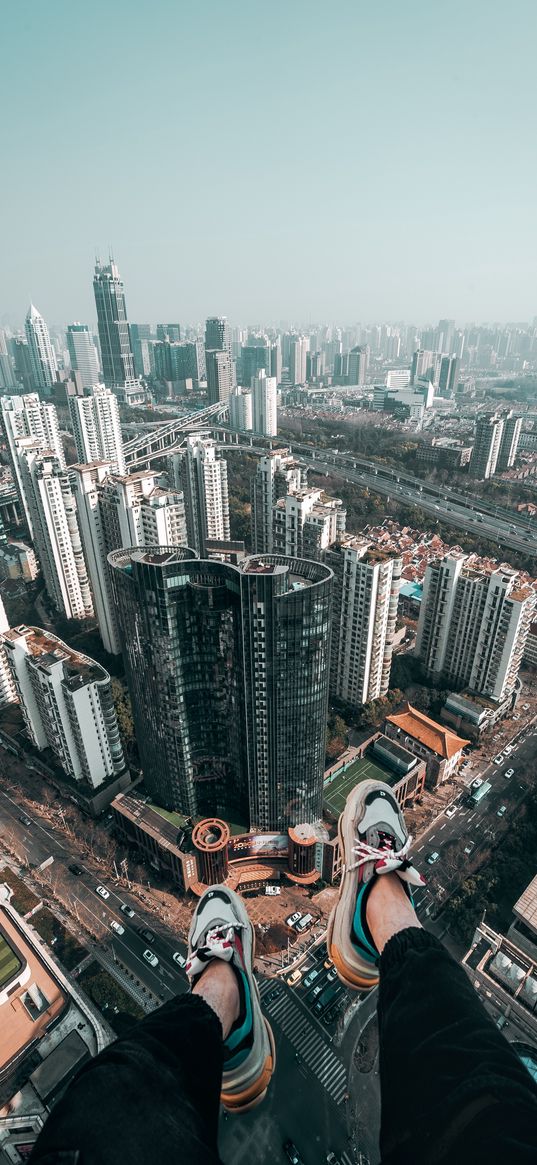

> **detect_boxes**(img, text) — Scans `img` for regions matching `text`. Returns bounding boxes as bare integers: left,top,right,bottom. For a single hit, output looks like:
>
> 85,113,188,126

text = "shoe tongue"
370,824,398,851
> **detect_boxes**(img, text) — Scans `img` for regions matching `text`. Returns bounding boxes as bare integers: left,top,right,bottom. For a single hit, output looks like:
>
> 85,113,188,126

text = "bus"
470,780,492,805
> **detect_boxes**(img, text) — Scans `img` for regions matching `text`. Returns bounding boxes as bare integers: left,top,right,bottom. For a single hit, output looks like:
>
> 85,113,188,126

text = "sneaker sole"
327,779,386,992
214,889,276,1114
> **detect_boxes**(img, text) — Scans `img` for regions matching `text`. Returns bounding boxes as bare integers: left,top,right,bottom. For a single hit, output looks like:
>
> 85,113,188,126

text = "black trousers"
30,929,537,1165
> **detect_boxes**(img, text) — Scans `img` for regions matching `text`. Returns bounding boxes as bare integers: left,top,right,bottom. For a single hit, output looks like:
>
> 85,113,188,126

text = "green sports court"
0,932,22,991
323,753,397,819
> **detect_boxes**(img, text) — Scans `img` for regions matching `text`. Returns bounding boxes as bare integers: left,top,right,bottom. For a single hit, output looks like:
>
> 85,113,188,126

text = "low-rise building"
463,917,537,1060
415,439,473,471
523,622,537,668
441,689,515,740
385,702,469,786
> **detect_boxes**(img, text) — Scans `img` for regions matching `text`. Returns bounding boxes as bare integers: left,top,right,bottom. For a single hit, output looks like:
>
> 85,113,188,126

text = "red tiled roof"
386,703,469,760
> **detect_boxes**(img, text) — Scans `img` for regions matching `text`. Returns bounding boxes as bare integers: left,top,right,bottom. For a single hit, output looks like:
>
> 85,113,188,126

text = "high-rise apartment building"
74,465,187,654
93,259,135,386
0,598,16,706
205,316,232,356
288,336,309,385
270,340,282,384
206,350,234,403
66,324,100,389
109,548,333,829
3,625,125,787
16,443,93,620
324,539,401,706
410,349,434,384
181,434,230,555
24,305,57,393
229,387,253,432
496,412,522,471
251,452,304,553
1,393,65,536
252,369,277,437
347,345,369,385
67,383,126,474
415,554,534,701
0,331,17,391
272,488,346,560
470,414,504,479
438,354,460,398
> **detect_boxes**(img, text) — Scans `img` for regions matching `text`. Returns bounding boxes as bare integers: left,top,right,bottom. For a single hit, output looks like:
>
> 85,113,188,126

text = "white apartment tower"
229,387,253,433
325,539,402,706
497,412,522,472
288,336,309,385
66,324,100,389
74,465,187,654
1,394,65,535
181,434,230,556
415,554,535,701
470,414,504,479
3,625,126,788
252,369,277,437
0,598,16,706
272,487,346,561
24,304,57,392
17,443,93,620
251,451,304,554
68,383,126,474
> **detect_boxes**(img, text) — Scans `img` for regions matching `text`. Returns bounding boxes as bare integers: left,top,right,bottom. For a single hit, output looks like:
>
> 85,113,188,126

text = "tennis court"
0,933,22,990
323,753,395,818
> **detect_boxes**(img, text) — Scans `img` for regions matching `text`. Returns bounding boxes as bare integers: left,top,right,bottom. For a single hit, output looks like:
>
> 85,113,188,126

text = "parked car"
138,927,156,944
464,841,475,855
427,852,440,865
95,885,110,899
303,968,320,988
493,754,504,764
172,951,186,968
110,920,125,936
287,969,302,987
286,912,302,928
120,904,135,917
324,955,334,969
326,968,338,982
504,768,514,779
143,949,159,967
312,983,324,997
497,805,507,818
445,806,457,819
69,864,84,876
18,815,32,827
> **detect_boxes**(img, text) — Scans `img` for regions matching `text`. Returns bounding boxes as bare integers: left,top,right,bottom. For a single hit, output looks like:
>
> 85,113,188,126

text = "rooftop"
513,876,537,935
386,703,470,759
3,626,107,687
0,903,68,1084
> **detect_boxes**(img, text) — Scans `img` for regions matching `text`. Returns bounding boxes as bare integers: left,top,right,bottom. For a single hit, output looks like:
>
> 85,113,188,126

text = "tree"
111,678,137,760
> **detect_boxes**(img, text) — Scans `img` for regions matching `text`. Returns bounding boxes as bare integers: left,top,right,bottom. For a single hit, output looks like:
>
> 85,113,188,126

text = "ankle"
193,958,241,1038
366,872,421,955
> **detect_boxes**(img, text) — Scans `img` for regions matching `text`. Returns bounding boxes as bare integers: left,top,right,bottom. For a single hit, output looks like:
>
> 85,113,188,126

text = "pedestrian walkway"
259,980,348,1104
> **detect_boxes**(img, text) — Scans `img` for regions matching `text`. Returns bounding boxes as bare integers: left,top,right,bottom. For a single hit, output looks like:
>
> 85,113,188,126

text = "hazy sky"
2,0,536,329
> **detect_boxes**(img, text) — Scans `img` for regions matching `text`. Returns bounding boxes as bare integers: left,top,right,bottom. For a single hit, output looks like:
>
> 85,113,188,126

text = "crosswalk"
259,980,348,1104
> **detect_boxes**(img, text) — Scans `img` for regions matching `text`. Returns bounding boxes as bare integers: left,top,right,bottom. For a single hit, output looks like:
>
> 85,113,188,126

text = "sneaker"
187,886,275,1113
327,780,425,991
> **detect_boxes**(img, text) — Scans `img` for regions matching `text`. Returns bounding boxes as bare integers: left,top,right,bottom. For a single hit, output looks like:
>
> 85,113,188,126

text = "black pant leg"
377,927,537,1165
29,994,224,1165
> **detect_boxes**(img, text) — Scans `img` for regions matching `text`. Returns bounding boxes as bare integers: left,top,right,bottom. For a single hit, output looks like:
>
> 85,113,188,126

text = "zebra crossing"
259,980,348,1104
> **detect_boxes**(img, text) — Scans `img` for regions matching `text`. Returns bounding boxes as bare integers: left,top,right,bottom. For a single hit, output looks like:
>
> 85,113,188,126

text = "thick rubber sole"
327,780,384,992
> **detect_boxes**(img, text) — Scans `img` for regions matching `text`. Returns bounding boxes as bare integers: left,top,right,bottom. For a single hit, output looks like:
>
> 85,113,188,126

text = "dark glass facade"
109,548,333,831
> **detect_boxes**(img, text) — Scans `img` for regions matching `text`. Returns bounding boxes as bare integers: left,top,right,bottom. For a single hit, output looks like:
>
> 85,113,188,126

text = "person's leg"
29,984,230,1165
369,875,537,1164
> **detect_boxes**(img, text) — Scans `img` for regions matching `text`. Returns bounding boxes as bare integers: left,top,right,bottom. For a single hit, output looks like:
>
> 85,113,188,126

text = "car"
304,968,320,988
267,985,282,1002
427,852,440,865
110,920,125,936
286,912,302,928
464,841,475,855
265,885,281,895
312,983,324,997
326,968,338,982
287,969,302,987
471,778,483,791
138,927,156,944
445,806,457,818
505,768,514,779
523,703,530,711
283,1140,301,1165
18,815,32,827
95,885,110,899
497,805,507,818
120,904,135,918
143,949,159,967
69,864,84,876
172,951,186,968
324,955,334,969
493,754,504,764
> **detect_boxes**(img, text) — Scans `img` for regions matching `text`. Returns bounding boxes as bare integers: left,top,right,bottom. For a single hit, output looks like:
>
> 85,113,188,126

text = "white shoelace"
345,833,413,875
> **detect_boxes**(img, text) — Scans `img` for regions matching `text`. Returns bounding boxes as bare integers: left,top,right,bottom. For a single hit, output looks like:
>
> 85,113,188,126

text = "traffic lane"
108,929,181,1002
100,879,188,969
0,785,70,856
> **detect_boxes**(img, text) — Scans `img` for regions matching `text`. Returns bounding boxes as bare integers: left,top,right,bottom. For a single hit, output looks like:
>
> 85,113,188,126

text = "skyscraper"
240,343,271,386
74,466,187,654
66,324,100,389
438,354,460,398
206,350,233,403
205,316,232,356
24,305,57,392
109,548,333,829
181,434,230,555
153,340,204,392
3,625,125,788
17,443,93,619
0,598,16,707
1,393,65,536
415,555,534,701
251,452,304,554
67,383,126,474
324,539,401,706
497,412,522,471
93,259,135,386
229,387,253,432
288,336,309,384
129,324,153,378
470,414,504,479
252,369,277,437
272,488,346,560
347,345,369,385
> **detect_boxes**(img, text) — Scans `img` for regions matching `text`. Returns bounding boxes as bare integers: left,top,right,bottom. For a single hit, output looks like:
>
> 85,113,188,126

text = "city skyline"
2,0,536,325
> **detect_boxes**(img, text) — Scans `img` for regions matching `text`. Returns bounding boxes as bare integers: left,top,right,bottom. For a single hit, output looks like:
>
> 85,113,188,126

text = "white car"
120,904,135,918
95,885,110,900
172,951,186,968
286,912,302,927
143,949,159,967
504,768,514,779
110,920,125,936
445,806,457,818
493,755,504,764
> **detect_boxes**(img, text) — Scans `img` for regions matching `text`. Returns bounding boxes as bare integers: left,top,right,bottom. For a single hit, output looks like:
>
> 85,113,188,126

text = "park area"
323,753,396,819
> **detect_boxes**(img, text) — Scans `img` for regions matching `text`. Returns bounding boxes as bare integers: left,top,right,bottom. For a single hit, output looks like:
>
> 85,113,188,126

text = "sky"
1,0,536,329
